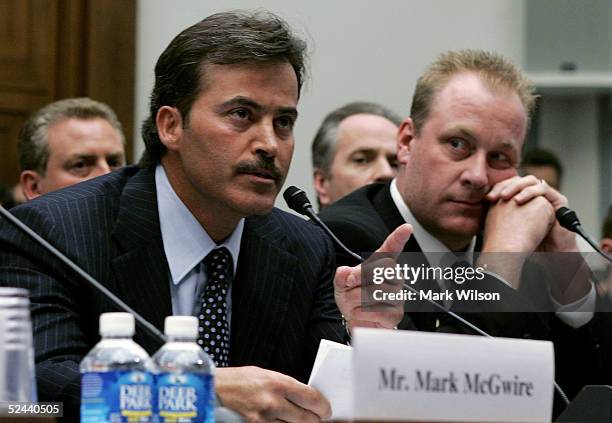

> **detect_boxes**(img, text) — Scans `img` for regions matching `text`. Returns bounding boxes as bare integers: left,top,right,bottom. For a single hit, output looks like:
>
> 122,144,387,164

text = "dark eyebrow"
106,153,126,163
350,148,377,155
67,154,96,161
66,152,124,162
218,96,262,112
278,107,298,121
217,96,298,120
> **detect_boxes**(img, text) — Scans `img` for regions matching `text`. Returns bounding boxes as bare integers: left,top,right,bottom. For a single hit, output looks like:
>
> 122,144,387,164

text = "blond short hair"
410,49,538,134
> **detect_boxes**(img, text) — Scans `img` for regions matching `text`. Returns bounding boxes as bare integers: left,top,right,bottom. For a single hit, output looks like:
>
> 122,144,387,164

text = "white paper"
353,329,554,422
308,339,353,420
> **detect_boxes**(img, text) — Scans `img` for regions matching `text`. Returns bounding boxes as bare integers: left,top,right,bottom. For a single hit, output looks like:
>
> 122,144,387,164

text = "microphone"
556,207,612,264
0,204,166,344
284,186,362,262
283,185,313,216
556,207,580,232
284,185,571,406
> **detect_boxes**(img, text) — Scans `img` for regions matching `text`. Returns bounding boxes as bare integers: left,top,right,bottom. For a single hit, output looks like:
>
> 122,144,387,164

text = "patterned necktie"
198,247,232,367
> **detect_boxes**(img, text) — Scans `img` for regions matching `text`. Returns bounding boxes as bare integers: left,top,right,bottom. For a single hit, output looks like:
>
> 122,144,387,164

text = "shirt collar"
389,178,475,265
155,165,244,285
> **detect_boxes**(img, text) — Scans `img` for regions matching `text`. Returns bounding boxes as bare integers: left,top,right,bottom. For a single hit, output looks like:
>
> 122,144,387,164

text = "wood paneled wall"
0,0,135,186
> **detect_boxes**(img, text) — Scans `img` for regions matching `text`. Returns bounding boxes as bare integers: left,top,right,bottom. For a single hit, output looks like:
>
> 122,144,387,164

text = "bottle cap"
164,316,198,339
99,312,135,337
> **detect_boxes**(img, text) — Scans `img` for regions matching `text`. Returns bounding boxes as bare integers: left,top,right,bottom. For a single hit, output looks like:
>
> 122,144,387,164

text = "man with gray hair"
312,101,401,208
18,97,126,200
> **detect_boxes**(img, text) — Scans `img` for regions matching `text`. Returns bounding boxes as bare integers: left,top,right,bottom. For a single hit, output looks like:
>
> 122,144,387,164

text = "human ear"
397,118,416,164
20,171,42,200
156,106,184,152
313,169,331,209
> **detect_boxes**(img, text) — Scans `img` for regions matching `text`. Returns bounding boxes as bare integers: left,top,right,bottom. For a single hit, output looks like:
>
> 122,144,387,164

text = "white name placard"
353,328,554,422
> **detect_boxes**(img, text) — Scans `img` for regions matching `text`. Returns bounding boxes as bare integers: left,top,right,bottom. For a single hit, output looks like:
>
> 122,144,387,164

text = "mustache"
235,159,283,183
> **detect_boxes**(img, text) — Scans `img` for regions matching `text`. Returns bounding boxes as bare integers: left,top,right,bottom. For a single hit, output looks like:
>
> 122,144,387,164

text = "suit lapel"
372,182,423,253
230,215,298,368
110,167,171,352
372,183,441,330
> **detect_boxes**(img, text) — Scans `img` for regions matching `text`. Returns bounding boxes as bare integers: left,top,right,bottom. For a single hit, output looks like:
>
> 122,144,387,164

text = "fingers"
335,224,412,295
334,265,359,293
513,181,568,209
336,281,361,306
541,184,568,210
512,181,550,204
374,223,413,258
334,225,411,331
216,367,330,423
487,175,568,209
486,175,538,202
270,398,320,423
335,257,402,308
351,307,403,328
284,380,332,421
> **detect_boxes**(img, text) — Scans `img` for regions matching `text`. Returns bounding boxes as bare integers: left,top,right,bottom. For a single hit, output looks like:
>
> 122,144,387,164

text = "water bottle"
80,312,154,422
0,287,37,402
153,316,215,422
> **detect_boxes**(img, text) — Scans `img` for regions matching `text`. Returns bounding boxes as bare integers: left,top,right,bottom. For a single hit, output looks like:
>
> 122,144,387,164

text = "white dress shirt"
389,178,595,328
155,165,244,326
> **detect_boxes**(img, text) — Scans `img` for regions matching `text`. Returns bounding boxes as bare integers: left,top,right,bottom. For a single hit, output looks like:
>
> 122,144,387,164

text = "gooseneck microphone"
556,207,612,264
0,205,166,344
284,186,362,262
284,185,571,406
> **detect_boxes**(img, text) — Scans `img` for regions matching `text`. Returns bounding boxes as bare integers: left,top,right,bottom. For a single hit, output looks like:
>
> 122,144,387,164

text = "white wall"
135,0,526,212
538,97,601,238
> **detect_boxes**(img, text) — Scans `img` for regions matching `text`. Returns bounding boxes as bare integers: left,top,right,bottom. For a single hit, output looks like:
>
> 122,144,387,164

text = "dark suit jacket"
320,182,612,412
0,166,344,418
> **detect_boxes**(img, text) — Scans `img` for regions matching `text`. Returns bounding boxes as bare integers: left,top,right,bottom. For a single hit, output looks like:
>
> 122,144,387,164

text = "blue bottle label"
155,372,214,422
81,370,153,422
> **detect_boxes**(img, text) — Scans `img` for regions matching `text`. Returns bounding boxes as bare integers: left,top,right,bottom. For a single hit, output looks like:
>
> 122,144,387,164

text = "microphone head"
556,206,580,232
283,186,312,216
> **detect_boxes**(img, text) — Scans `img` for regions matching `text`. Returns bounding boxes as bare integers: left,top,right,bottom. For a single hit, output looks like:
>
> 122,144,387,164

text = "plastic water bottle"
0,287,37,402
153,316,215,422
80,312,154,422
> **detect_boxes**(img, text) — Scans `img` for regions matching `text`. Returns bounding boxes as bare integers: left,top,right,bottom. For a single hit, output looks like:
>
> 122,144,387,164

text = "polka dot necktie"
198,247,232,367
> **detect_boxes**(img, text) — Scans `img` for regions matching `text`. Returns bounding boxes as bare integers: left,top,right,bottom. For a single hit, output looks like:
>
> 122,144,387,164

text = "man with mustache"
321,49,612,412
0,11,408,422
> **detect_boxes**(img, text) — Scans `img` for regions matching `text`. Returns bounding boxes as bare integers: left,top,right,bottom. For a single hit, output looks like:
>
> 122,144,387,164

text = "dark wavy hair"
140,10,307,168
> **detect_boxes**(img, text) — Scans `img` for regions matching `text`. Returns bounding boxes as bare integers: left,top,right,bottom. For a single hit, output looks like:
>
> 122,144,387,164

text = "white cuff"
552,284,596,329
